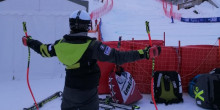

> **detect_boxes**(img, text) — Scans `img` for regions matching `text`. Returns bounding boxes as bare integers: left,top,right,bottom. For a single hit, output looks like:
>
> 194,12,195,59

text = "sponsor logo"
100,44,105,50
194,87,204,101
208,17,217,22
123,75,133,95
104,46,111,55
117,77,125,84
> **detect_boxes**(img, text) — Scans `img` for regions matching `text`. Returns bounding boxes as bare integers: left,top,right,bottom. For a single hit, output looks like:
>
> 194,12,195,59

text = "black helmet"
69,10,91,33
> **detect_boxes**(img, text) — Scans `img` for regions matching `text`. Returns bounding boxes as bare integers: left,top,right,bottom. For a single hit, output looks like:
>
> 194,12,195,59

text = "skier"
22,10,161,110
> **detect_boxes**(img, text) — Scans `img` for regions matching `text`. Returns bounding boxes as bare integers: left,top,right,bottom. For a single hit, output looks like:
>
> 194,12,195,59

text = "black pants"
61,86,99,110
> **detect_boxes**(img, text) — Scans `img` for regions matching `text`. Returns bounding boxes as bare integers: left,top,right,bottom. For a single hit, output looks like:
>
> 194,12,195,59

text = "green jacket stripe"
54,39,91,68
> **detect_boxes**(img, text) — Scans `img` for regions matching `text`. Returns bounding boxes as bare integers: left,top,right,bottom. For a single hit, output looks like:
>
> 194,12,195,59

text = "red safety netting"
89,19,103,41
98,40,165,94
90,0,114,20
89,0,114,41
180,45,220,92
158,0,182,20
98,40,220,94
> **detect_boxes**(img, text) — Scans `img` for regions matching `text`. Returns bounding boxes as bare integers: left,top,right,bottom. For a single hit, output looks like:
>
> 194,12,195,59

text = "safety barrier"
157,0,220,23
161,0,182,20
89,0,113,41
98,19,103,41
180,45,219,92
181,17,220,23
90,0,113,20
89,19,103,41
98,40,220,94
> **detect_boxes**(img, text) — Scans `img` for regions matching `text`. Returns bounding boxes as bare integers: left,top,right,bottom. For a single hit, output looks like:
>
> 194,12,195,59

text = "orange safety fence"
98,40,220,94
89,18,103,41
90,0,114,20
155,0,182,20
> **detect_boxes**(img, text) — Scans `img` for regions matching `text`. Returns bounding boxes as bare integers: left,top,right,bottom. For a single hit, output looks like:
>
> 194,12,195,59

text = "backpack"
188,68,220,98
194,73,220,109
108,66,142,104
153,71,183,105
209,68,220,74
188,74,202,98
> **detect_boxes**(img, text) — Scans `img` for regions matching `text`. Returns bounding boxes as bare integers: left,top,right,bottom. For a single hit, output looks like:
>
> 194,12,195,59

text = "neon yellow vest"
54,39,91,69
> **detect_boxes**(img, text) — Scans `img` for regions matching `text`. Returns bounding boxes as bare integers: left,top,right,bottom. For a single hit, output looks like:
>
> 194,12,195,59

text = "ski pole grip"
117,36,122,49
145,21,150,34
119,36,122,42
22,22,29,38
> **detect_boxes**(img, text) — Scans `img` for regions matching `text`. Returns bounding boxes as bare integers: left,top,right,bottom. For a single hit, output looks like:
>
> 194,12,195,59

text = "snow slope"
101,0,220,46
0,0,220,110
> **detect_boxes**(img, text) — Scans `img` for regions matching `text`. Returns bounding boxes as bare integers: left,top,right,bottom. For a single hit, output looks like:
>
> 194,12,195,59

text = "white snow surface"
0,78,203,110
0,0,220,110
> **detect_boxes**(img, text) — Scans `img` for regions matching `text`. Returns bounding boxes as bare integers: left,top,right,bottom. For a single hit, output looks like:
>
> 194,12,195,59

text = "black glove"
139,45,161,59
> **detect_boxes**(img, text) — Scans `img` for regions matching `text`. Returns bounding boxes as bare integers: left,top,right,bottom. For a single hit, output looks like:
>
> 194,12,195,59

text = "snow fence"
90,0,113,20
98,40,220,94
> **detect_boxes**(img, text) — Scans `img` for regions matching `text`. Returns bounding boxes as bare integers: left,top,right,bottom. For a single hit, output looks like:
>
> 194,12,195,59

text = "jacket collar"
63,32,96,41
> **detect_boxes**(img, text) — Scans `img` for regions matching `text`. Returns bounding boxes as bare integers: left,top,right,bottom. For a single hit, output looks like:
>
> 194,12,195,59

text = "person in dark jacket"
22,10,161,110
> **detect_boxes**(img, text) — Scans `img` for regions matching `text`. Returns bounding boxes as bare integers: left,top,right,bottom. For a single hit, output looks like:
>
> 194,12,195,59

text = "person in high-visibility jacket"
22,10,161,110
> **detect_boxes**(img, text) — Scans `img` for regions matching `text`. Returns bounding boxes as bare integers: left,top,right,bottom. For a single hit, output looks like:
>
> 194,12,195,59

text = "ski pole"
118,36,122,49
218,37,220,57
145,21,158,110
23,22,39,110
116,36,122,76
145,21,152,47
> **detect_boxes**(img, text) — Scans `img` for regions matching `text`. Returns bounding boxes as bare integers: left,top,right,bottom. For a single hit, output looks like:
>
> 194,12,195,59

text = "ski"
23,91,62,110
99,103,114,110
99,97,140,110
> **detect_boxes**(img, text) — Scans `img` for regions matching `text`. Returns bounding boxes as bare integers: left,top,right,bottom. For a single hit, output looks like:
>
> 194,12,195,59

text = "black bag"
209,68,220,74
153,71,183,105
194,73,220,110
188,74,202,98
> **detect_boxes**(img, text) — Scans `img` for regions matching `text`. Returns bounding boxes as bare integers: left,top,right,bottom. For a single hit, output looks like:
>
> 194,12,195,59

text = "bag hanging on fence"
194,73,220,109
153,71,183,105
108,66,142,105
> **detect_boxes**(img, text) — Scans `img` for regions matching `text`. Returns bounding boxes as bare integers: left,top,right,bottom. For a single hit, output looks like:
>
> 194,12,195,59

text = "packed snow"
0,0,220,110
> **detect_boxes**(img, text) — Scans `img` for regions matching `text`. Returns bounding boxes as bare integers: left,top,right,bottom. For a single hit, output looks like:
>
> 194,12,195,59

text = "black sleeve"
90,41,145,65
27,39,57,57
